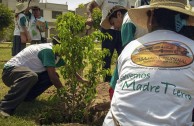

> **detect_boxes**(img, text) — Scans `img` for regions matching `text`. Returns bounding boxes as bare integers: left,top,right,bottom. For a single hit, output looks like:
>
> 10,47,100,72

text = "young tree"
91,8,102,29
50,12,111,123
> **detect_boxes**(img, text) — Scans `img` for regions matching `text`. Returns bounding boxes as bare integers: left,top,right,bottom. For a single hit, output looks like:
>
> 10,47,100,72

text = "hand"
76,73,89,84
27,34,31,42
85,17,93,30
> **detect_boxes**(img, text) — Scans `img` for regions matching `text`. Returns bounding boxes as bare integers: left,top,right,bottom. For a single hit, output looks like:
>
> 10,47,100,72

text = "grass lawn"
0,43,56,126
0,42,117,126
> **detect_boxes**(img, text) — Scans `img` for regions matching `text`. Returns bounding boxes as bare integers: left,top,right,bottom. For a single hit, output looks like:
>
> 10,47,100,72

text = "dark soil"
38,82,110,126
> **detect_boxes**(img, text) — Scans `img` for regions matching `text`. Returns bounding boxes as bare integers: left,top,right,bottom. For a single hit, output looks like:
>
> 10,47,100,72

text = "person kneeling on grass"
0,36,87,117
103,0,194,125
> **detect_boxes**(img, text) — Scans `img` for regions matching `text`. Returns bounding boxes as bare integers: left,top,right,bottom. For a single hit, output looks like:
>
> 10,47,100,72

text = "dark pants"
100,27,122,82
31,40,42,44
12,35,26,56
0,66,52,114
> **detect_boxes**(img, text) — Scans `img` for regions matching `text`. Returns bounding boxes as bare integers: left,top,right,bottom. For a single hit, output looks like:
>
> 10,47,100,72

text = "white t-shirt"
5,43,53,73
14,13,28,36
28,15,46,40
104,30,194,126
95,0,131,28
190,0,194,6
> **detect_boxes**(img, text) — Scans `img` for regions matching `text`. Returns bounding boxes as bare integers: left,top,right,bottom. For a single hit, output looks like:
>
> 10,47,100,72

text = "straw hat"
15,2,29,14
101,5,127,29
128,0,194,29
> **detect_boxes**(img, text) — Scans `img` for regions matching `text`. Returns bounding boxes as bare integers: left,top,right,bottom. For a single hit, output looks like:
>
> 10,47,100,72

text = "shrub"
43,12,111,124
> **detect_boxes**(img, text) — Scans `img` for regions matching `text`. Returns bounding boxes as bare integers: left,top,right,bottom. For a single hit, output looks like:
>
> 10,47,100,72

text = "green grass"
0,42,117,126
0,42,58,126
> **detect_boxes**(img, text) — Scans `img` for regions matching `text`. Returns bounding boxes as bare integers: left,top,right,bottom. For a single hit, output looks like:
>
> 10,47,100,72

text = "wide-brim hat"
15,2,29,14
128,0,194,29
101,5,128,29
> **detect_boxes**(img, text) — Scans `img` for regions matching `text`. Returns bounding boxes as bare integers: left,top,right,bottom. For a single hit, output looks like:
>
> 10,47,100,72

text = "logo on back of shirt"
131,40,193,67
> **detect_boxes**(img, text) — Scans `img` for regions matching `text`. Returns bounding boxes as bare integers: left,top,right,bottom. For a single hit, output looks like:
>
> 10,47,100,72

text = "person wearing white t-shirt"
103,0,194,125
86,0,131,82
28,5,48,44
0,36,88,117
13,2,31,56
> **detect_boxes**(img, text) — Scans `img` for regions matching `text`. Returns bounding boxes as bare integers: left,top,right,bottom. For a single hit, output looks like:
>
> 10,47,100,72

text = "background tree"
78,3,85,9
0,4,14,42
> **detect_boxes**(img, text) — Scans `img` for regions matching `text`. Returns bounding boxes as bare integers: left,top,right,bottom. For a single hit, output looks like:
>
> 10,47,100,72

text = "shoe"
0,110,11,118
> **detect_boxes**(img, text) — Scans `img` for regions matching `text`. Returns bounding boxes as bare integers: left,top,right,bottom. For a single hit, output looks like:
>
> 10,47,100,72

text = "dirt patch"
89,82,110,125
38,82,111,126
91,82,110,110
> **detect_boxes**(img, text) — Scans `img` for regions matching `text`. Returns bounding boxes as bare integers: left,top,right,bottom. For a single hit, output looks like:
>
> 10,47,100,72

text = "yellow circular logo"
131,40,193,67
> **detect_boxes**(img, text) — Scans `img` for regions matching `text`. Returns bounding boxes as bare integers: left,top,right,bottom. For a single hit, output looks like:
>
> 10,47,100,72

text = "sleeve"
55,58,65,67
25,11,32,20
94,0,104,6
20,16,27,27
110,64,119,89
38,49,56,67
121,15,136,47
45,21,48,29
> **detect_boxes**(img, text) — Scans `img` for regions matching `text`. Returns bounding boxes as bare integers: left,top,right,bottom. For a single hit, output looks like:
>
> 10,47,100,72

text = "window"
52,11,62,19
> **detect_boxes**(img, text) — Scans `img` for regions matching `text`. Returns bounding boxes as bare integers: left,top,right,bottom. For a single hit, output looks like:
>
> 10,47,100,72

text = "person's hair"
148,8,192,37
109,9,127,21
180,26,194,40
32,8,40,11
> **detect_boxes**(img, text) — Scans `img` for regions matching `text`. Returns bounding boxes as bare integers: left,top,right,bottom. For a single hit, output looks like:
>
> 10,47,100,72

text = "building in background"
0,0,138,39
75,0,136,17
0,0,68,39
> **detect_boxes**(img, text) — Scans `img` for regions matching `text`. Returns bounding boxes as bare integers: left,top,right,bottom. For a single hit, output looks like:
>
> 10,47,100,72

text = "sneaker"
0,110,11,118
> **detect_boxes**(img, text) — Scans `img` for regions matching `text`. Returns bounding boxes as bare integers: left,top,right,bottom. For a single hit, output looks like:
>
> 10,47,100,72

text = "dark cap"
32,6,40,10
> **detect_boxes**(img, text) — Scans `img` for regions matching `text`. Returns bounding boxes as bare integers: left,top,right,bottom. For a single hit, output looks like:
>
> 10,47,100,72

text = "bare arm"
46,67,64,89
75,72,89,83
86,1,99,27
21,26,31,42
87,1,99,18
